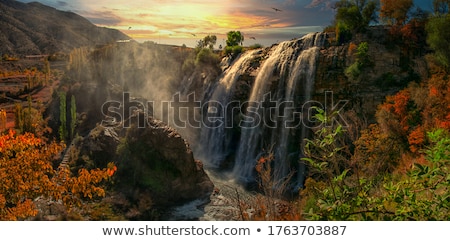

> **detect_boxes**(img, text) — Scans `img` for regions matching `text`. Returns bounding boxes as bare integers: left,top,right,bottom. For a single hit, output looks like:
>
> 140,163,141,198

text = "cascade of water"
233,32,325,186
199,49,260,168
232,40,297,181
274,46,320,183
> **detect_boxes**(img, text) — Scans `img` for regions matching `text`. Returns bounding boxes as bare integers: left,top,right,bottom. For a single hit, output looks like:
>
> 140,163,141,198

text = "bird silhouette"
128,27,132,30
249,37,256,40
272,7,282,12
191,33,196,37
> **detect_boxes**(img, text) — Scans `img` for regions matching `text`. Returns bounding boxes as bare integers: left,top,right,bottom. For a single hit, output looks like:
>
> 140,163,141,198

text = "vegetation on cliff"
233,0,450,221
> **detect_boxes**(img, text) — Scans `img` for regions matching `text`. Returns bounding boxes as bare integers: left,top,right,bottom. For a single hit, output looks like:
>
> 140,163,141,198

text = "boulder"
116,116,214,206
71,115,214,218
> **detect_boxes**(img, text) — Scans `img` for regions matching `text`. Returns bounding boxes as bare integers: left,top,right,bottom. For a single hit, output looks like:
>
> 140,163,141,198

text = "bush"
182,58,195,74
301,106,450,220
336,22,352,44
345,62,362,81
426,14,450,70
248,43,264,49
195,48,220,65
224,45,243,57
345,42,372,81
356,42,369,64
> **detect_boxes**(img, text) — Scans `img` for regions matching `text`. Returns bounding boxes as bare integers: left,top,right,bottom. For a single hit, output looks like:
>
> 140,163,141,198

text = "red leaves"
429,86,439,97
376,68,450,159
380,89,412,133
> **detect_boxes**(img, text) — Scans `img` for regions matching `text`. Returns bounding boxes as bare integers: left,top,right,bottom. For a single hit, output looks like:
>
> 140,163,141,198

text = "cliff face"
214,27,428,125
314,28,428,122
68,117,214,220
0,0,130,56
188,28,429,187
116,116,214,207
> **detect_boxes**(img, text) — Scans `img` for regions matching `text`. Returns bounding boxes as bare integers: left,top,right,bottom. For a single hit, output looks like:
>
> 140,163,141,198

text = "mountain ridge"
0,0,130,56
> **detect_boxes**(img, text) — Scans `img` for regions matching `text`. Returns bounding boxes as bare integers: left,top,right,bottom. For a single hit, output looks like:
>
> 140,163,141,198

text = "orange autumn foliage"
0,110,6,131
348,42,358,54
429,86,439,97
373,66,449,173
0,130,116,220
423,71,450,131
379,89,412,133
353,124,403,175
438,112,450,129
408,125,425,153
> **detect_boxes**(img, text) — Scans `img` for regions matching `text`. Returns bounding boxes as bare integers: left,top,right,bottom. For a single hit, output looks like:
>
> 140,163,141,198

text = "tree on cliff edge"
332,0,378,43
335,0,379,31
380,0,414,26
426,13,450,70
226,31,244,47
225,31,244,57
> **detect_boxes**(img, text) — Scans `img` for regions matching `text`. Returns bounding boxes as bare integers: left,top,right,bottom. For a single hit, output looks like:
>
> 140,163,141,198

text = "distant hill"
0,0,130,56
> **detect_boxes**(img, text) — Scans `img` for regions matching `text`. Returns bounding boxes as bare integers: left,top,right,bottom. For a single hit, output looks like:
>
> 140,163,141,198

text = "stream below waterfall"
163,170,257,221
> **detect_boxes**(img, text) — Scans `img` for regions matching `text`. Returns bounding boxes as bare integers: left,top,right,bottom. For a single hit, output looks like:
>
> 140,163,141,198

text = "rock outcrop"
115,116,214,206
313,28,428,122
70,115,214,219
213,27,428,126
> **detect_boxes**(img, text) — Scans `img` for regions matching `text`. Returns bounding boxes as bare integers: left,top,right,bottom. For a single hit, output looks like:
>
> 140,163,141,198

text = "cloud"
77,10,124,25
305,0,336,9
18,0,337,43
282,0,297,6
56,1,68,7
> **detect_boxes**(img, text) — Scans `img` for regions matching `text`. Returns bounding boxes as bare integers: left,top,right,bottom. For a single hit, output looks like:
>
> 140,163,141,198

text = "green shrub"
248,43,264,49
336,22,352,44
182,58,195,74
356,42,369,64
344,62,362,80
426,14,450,70
302,109,450,220
195,48,220,65
345,42,372,81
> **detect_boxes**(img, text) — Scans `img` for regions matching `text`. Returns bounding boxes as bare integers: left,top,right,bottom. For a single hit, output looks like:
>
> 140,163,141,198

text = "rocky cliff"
116,116,214,206
190,27,429,188
67,115,214,220
313,28,428,122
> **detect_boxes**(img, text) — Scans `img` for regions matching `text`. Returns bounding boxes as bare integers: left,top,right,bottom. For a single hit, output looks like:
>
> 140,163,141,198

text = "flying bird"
249,37,256,40
128,27,132,30
191,33,196,37
272,7,282,12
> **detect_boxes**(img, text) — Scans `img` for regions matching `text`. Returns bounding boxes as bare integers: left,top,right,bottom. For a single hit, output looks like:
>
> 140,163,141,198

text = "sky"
18,0,434,47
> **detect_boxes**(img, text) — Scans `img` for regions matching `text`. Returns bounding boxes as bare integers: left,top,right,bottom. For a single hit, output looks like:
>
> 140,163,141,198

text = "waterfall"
232,40,297,181
233,32,325,187
274,46,321,183
199,49,260,168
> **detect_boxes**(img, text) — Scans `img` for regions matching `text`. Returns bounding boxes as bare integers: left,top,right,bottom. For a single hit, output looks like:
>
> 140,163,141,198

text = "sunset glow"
18,0,433,47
